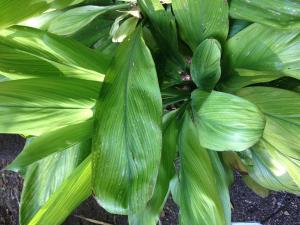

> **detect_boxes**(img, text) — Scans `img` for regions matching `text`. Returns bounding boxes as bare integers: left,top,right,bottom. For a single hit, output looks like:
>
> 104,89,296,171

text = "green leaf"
177,111,225,225
92,29,162,214
138,0,184,67
192,90,265,151
8,120,93,170
48,4,130,36
228,19,251,38
230,0,300,30
237,87,300,159
243,142,300,195
129,110,179,225
222,24,300,92
242,175,269,198
172,0,229,50
0,0,84,29
0,26,110,81
112,17,138,43
209,151,232,225
22,151,92,225
0,78,97,135
191,39,221,91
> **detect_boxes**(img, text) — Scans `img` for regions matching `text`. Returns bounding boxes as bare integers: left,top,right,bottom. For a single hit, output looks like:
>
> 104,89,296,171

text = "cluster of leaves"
1,0,300,224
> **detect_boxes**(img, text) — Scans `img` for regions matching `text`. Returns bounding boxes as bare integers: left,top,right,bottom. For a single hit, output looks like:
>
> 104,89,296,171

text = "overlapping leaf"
138,0,184,66
0,26,110,81
192,90,265,151
0,0,84,29
230,0,300,30
129,110,179,225
191,39,221,91
48,4,130,36
172,0,229,50
22,152,92,225
92,29,162,214
177,111,225,225
8,120,93,170
237,87,300,159
222,24,300,92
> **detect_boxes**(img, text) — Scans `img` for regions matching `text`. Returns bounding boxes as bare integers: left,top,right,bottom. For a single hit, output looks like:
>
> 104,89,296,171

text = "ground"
1,134,300,225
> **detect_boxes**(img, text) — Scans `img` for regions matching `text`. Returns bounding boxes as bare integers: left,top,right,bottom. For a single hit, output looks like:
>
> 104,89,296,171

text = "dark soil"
1,134,300,225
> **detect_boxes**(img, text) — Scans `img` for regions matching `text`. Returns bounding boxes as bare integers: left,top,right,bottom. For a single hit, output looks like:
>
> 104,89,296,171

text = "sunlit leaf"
92,28,162,214
222,24,300,92
0,26,110,81
22,152,92,225
192,90,265,151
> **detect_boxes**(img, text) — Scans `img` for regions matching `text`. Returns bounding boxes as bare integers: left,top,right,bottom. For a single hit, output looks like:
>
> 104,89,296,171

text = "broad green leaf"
92,29,162,214
129,110,179,225
0,0,84,29
0,78,99,108
0,26,110,81
0,78,97,135
237,87,300,159
172,0,229,50
112,17,138,43
48,4,130,36
209,151,232,225
230,0,300,30
191,39,221,90
243,142,300,195
8,120,93,170
22,151,92,225
192,90,265,151
138,0,184,67
222,24,300,92
177,111,225,225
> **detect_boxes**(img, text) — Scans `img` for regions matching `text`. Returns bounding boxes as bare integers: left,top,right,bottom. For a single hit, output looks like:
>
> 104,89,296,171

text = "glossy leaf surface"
172,0,229,50
222,24,300,92
191,39,221,90
0,26,109,81
230,0,300,30
92,29,162,214
193,90,265,151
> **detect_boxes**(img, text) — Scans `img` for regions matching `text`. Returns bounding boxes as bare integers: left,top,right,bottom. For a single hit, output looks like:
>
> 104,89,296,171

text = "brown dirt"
1,134,300,225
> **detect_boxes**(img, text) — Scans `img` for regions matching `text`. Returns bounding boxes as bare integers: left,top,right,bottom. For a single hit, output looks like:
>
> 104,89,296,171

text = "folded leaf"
177,111,225,225
48,4,130,36
129,110,179,225
192,90,265,151
92,29,162,214
230,0,300,30
8,120,93,170
112,17,138,43
0,26,110,81
172,0,229,50
191,39,221,91
222,24,300,92
20,142,91,225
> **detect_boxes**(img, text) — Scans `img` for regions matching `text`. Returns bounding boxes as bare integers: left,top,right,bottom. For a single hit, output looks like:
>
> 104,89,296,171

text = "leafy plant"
1,0,300,224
